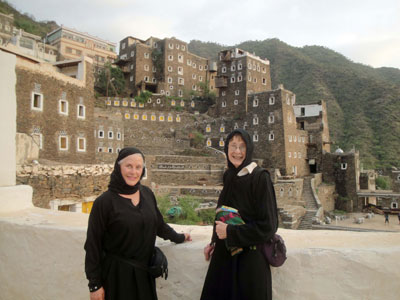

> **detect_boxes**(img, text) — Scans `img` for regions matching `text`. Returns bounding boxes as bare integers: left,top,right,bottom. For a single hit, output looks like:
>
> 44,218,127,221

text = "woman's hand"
183,233,192,242
215,221,228,239
90,287,105,300
203,243,215,261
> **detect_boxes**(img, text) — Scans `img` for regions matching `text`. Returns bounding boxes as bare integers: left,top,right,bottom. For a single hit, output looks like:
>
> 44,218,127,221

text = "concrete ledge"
0,206,399,300
0,185,33,212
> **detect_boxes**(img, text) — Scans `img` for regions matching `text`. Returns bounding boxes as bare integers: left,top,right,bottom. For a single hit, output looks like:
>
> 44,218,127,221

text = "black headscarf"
108,147,146,195
223,128,254,174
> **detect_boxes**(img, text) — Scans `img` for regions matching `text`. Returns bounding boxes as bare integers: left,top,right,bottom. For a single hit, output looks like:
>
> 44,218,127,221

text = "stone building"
117,36,217,98
46,26,117,77
0,12,13,45
11,47,96,164
321,149,360,211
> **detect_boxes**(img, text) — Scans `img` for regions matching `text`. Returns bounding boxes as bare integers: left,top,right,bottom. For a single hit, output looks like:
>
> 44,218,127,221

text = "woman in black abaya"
201,129,278,300
84,147,191,300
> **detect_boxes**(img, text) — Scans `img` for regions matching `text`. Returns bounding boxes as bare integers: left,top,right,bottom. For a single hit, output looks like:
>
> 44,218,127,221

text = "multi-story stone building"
117,36,217,98
10,47,96,164
46,26,117,76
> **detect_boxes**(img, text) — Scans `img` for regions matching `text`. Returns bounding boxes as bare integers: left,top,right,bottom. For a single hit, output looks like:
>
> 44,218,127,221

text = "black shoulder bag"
109,246,169,279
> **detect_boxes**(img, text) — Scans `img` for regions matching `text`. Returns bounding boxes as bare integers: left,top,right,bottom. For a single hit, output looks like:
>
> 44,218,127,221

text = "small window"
234,99,238,105
280,188,284,197
59,100,68,115
168,55,173,61
59,136,68,151
222,101,226,108
253,98,259,107
98,130,104,138
31,92,43,111
231,64,236,71
341,163,347,170
253,134,258,142
262,78,267,85
142,114,148,121
176,115,181,122
220,125,225,133
134,114,139,120
159,115,165,122
231,76,236,83
108,131,114,139
151,115,156,121
288,152,292,158
144,53,149,58
221,91,226,96
168,115,173,122
269,113,274,124
219,139,224,147
253,116,258,125
206,125,211,133
206,138,212,147
269,132,274,141
77,104,85,119
108,148,113,153
77,137,86,152
125,113,130,119
98,147,103,152
222,66,226,73
117,132,121,140
235,90,239,96
131,51,134,57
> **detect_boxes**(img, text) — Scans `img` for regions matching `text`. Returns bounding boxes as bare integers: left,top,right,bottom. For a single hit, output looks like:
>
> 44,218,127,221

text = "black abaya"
201,166,278,300
84,185,184,300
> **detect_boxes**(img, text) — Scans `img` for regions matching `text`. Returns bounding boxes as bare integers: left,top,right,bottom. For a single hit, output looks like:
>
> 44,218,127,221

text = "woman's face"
119,153,144,186
228,135,247,168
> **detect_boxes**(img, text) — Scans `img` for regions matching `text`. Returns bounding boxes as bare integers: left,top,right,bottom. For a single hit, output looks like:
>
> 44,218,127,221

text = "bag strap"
107,253,149,272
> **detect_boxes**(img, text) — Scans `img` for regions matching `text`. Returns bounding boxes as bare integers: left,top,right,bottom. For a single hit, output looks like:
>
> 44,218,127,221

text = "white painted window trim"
31,92,43,111
59,136,69,151
77,137,86,152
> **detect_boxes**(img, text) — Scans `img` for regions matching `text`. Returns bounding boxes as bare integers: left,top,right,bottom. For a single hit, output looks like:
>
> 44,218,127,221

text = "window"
219,138,225,147
108,148,113,153
341,163,347,170
108,131,114,139
168,66,173,72
220,125,225,133
77,137,86,152
98,130,104,138
159,115,165,122
31,92,43,111
98,147,103,152
131,101,136,107
269,132,274,141
238,63,242,70
238,75,242,82
199,76,203,81
286,94,290,105
142,114,147,121
144,65,149,71
187,59,191,65
182,45,186,51
253,78,257,83
168,55,173,61
169,85,173,90
222,66,226,73
288,152,292,158
253,98,259,107
180,100,185,106
59,100,68,115
253,116,259,125
178,78,184,85
168,115,173,122
176,115,181,122
114,100,120,106
222,101,226,107
269,113,274,124
221,91,226,96
231,76,235,83
117,132,121,140
178,55,183,63
156,98,161,104
191,101,195,107
234,99,238,105
235,90,240,96
168,77,173,83
59,136,68,151
171,100,176,106
121,42,126,49
253,134,258,142
280,188,284,197
234,123,238,129
144,53,149,58
122,100,128,107
169,43,173,49
231,65,236,71
192,85,197,91
144,76,149,82
294,152,297,158
131,51,134,57
206,138,212,147
192,63,196,68
289,135,292,142
124,113,130,119
151,114,156,121
262,78,267,85
178,66,183,75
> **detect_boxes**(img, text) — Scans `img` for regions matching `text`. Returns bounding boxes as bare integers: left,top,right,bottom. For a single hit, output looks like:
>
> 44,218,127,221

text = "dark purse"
258,233,287,267
108,246,169,279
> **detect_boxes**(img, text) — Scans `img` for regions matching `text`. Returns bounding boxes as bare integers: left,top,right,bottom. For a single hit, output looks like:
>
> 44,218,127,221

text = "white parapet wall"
0,198,399,300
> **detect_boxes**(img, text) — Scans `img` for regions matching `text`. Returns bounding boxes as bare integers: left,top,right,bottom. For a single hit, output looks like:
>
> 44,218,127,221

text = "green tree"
95,63,126,97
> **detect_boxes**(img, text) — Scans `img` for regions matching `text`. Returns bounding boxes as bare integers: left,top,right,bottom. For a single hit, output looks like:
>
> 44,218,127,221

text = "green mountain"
0,1,58,37
189,39,400,169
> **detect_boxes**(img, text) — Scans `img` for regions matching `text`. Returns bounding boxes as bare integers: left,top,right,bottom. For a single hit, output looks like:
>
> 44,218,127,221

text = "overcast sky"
7,0,400,69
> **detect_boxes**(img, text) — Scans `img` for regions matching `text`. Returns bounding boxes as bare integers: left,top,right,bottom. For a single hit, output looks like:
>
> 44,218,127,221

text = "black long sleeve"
226,169,278,247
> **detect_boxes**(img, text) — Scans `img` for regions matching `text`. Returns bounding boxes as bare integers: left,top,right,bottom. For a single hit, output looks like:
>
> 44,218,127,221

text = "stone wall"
15,132,39,165
316,182,336,212
16,164,113,208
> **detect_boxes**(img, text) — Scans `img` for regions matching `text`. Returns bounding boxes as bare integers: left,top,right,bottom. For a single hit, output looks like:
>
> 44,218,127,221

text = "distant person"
84,147,192,300
384,211,389,224
200,129,278,300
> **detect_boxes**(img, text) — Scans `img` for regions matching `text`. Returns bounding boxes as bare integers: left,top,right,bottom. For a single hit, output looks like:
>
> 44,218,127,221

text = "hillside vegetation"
189,39,400,169
0,1,58,37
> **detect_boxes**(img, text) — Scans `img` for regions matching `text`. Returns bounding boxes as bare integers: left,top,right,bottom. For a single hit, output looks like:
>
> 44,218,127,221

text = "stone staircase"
297,176,318,230
148,154,225,204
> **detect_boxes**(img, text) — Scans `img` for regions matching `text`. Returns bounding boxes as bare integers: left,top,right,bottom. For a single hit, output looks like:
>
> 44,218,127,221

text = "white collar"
237,162,257,177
